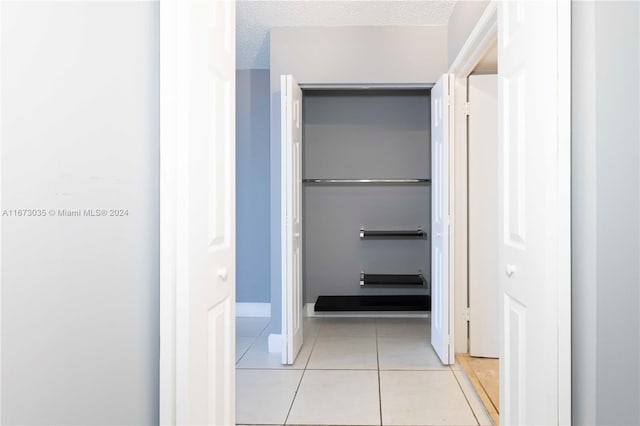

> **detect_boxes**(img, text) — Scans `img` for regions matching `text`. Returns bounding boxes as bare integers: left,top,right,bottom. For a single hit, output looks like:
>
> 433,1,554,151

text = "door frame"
448,0,498,357
447,0,571,423
159,0,180,423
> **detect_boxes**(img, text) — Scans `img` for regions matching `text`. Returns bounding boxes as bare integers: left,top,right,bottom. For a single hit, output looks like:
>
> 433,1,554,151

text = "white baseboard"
236,302,271,317
303,303,430,318
268,333,282,353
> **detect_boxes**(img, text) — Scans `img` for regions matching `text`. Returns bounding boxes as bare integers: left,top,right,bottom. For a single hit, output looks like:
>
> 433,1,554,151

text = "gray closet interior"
302,89,432,310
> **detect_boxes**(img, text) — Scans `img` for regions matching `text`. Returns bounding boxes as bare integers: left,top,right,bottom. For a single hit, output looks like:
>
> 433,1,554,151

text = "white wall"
572,1,640,424
1,2,159,424
447,1,490,66
269,26,448,333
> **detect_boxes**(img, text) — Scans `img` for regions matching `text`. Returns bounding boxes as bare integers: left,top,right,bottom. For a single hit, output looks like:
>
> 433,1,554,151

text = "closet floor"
236,316,493,426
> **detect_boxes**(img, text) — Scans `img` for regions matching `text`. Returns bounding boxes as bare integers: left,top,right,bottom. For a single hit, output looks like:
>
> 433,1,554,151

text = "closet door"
280,75,303,364
430,74,454,365
498,1,570,424
468,74,499,358
162,0,236,423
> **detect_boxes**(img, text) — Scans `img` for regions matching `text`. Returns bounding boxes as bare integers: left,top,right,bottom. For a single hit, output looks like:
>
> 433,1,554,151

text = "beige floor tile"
317,317,377,337
237,317,272,337
378,335,449,370
380,370,477,426
286,370,381,425
236,335,314,370
303,317,322,336
236,337,256,363
449,362,463,371
453,370,494,426
375,317,430,337
236,369,303,425
307,335,378,370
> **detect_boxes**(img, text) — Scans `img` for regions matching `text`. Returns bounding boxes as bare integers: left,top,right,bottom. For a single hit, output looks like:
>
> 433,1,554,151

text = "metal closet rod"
302,178,430,184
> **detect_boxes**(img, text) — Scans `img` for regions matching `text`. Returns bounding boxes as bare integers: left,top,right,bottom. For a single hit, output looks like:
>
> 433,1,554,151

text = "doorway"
163,3,570,423
463,61,500,425
280,83,437,365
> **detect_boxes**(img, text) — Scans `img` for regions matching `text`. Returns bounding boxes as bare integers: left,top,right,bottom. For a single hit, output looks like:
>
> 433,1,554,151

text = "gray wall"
303,91,430,303
447,1,490,66
1,2,159,424
572,2,640,425
236,69,271,303
270,26,448,333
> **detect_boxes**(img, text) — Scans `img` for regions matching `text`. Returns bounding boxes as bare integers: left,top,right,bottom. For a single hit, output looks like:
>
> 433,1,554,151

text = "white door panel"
468,74,499,358
431,74,454,365
166,0,236,424
281,75,304,364
498,1,569,424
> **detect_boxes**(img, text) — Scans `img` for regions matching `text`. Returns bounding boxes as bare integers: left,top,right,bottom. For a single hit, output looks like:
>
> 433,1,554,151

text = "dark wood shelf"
360,229,426,239
360,273,426,287
314,295,431,312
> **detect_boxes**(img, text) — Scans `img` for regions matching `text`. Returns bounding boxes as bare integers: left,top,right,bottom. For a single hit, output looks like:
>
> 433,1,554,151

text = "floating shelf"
314,295,431,312
360,272,426,287
360,228,426,239
303,178,430,185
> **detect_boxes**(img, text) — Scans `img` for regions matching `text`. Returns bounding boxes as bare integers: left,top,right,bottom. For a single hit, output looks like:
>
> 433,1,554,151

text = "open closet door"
468,74,499,358
162,0,236,423
430,74,454,365
280,75,304,364
498,1,570,424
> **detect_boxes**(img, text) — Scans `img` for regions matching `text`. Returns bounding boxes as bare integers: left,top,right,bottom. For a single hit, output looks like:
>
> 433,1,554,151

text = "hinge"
463,102,470,116
463,307,471,322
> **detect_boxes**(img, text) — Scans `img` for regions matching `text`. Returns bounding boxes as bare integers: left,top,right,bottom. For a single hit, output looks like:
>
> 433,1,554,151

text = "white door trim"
159,0,178,425
448,2,498,79
556,1,572,423
447,0,571,423
159,0,179,423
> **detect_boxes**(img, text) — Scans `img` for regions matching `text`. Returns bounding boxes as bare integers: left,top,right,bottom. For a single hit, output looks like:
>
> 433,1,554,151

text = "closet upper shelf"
302,178,430,185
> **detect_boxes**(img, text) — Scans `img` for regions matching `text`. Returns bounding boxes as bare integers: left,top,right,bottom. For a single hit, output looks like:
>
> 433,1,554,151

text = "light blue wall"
572,1,640,424
236,69,271,303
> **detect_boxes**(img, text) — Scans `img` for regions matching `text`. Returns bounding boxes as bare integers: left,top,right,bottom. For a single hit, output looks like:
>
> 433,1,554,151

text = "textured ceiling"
237,0,457,69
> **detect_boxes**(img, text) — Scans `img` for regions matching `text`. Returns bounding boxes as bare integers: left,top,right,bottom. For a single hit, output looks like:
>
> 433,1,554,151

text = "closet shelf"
314,295,431,312
360,228,426,239
303,178,430,185
360,272,426,287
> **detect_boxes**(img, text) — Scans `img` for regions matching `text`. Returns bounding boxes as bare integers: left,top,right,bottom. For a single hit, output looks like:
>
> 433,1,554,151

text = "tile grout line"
375,319,383,426
235,335,260,366
283,321,321,425
235,318,271,366
451,366,482,426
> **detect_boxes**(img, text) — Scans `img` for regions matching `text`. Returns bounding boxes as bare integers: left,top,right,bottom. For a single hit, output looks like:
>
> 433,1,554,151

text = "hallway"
235,317,492,425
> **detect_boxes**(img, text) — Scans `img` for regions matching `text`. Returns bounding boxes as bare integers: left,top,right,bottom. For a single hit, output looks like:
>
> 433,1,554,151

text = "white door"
498,1,570,424
430,74,454,365
161,0,236,424
468,74,499,358
281,75,304,364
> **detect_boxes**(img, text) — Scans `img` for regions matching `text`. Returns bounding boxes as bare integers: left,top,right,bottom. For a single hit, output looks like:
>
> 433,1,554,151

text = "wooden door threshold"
456,353,500,425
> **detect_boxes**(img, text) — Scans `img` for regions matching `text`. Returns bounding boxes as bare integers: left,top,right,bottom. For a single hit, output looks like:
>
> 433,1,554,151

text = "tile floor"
236,316,493,426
